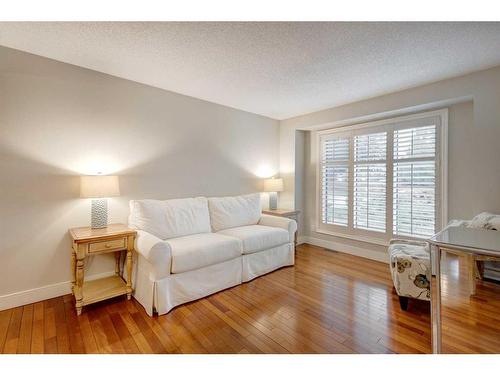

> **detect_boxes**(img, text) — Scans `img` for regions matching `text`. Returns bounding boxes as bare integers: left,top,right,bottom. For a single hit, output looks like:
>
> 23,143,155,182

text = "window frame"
315,109,448,246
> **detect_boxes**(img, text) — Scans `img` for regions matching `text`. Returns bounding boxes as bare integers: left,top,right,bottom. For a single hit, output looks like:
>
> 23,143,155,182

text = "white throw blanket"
446,212,500,231
467,212,500,231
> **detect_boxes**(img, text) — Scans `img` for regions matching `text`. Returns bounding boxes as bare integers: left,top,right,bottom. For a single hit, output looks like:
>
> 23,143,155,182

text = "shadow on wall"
0,143,264,296
0,147,84,295
120,139,262,199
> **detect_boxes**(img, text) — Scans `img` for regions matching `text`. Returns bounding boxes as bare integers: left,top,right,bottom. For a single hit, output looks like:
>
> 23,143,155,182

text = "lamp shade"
80,175,120,198
263,177,284,192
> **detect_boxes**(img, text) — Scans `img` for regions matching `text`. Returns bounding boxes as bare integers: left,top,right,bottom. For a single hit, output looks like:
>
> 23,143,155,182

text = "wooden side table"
262,209,300,247
69,224,136,315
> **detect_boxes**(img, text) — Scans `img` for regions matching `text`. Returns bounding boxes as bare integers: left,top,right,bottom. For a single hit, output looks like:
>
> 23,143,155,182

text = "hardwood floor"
440,252,500,353
0,244,498,354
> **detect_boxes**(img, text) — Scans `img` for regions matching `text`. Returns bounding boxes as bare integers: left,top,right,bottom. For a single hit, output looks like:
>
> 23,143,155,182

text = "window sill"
315,228,390,247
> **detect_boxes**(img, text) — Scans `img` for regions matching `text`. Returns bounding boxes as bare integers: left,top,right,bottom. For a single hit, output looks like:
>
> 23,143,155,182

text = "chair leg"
399,296,409,311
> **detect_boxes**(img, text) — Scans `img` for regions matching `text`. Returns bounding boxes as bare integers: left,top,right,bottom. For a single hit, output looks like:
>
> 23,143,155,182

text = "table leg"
71,250,76,295
431,245,442,353
75,247,85,316
126,249,133,300
114,251,121,276
467,254,476,296
476,260,484,280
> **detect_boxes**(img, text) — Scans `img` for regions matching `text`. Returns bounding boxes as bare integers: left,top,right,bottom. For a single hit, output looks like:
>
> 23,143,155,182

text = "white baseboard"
300,235,389,264
0,271,116,311
2,236,388,311
297,235,307,245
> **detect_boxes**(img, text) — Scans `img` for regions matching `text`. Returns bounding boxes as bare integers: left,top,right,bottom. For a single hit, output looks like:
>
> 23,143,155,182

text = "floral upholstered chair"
388,239,431,310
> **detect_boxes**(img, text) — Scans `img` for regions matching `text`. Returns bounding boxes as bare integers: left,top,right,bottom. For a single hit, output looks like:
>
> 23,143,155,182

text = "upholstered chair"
388,239,431,310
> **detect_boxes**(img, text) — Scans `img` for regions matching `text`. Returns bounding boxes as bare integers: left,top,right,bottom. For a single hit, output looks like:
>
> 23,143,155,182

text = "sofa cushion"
129,197,211,240
166,233,242,273
217,225,289,254
208,193,261,232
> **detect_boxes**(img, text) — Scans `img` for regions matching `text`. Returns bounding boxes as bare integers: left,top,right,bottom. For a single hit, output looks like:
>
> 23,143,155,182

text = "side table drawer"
89,238,126,253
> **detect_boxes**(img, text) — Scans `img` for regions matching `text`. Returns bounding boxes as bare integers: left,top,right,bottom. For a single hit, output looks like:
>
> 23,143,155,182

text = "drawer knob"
105,243,112,248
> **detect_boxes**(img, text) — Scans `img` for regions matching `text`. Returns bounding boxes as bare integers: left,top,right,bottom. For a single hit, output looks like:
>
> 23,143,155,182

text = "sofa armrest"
135,230,172,279
258,214,297,243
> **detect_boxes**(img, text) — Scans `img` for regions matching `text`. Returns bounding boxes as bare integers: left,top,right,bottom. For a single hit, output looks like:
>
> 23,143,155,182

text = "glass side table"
428,226,500,353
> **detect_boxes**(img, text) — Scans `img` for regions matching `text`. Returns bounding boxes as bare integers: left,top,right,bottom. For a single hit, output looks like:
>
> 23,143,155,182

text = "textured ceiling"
1,22,500,119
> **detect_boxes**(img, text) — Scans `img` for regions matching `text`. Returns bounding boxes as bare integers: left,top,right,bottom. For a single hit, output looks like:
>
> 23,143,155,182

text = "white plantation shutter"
394,125,436,159
321,137,349,226
353,132,387,232
323,137,349,162
322,165,349,225
318,111,444,241
393,125,437,237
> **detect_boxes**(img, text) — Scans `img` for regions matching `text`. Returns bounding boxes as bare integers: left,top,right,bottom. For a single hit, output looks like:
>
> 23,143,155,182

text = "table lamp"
263,177,284,210
80,175,120,229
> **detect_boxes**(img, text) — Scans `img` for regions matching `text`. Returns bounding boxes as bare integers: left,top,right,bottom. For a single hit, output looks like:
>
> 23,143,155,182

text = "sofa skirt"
242,243,294,282
132,242,295,316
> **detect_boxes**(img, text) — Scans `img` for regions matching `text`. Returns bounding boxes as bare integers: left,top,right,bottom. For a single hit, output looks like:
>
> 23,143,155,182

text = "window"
321,137,349,226
318,110,447,242
393,125,437,237
353,132,387,232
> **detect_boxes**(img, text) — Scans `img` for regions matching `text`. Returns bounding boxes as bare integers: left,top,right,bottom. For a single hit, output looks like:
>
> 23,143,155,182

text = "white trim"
317,108,448,136
440,109,449,229
297,236,308,245
0,271,116,311
315,228,389,247
298,96,470,131
301,236,389,264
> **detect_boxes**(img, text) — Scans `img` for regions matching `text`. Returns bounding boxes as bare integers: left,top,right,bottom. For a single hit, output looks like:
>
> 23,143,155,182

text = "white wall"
0,46,279,308
281,65,500,260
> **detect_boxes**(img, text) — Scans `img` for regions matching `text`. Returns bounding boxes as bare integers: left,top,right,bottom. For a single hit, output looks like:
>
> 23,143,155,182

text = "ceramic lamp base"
91,198,108,229
268,192,278,210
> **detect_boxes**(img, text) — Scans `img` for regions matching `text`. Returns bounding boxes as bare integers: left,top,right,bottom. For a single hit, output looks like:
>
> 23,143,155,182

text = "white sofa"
128,193,297,316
